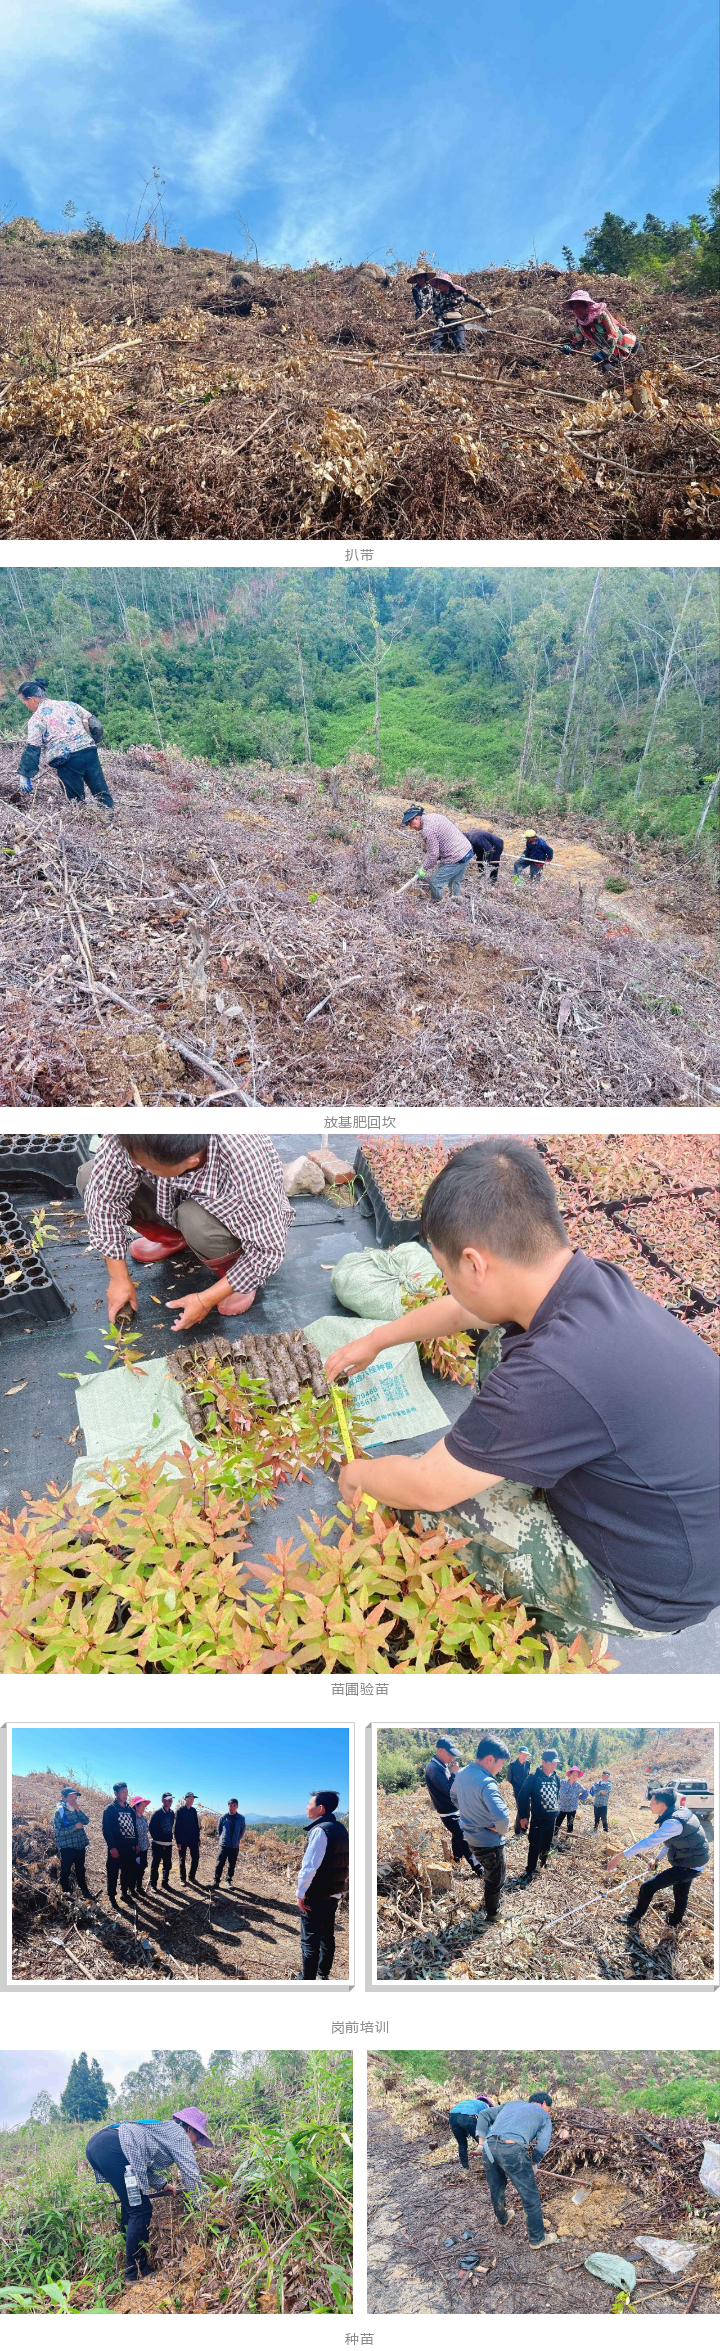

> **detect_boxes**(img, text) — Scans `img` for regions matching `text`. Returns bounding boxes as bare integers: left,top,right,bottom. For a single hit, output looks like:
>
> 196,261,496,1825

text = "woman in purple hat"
86,2108,212,2285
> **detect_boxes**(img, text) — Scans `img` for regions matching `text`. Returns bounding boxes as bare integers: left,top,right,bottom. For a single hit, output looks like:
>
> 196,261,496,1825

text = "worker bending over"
451,1737,511,1920
78,1131,292,1333
513,830,553,881
17,680,113,807
562,289,640,371
296,1790,349,1981
464,825,504,883
325,1140,719,1645
86,2107,211,2286
482,2094,556,2247
400,802,473,903
610,1788,710,1931
449,2092,497,2169
53,1786,92,1898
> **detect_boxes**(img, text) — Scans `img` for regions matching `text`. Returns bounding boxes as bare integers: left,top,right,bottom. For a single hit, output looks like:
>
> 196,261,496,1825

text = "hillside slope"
0,233,717,538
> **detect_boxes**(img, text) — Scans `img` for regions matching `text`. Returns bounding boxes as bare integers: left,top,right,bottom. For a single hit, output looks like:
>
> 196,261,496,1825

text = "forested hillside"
1,566,717,847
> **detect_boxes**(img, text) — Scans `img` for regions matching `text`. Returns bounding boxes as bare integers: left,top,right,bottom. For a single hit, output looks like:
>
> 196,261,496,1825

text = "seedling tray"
168,1328,331,1432
353,1152,423,1247
0,1192,72,1323
612,1205,720,1313
0,1133,92,1197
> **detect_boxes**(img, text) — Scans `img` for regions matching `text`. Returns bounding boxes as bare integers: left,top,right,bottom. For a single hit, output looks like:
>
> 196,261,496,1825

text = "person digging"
16,680,114,808
449,2091,498,2169
609,1786,710,1934
400,802,474,904
77,1130,292,1333
481,2093,556,2248
86,2107,211,2286
101,1782,138,1909
324,1138,720,1647
451,1737,511,1923
52,1785,94,1899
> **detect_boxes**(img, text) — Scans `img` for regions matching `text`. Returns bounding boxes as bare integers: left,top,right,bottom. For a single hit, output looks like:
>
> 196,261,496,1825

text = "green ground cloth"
71,1356,200,1502
304,1314,449,1446
331,1242,437,1320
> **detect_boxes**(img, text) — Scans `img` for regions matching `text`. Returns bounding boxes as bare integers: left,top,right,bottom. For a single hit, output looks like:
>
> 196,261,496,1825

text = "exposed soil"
375,1731,715,1982
0,234,717,538
367,2066,720,2314
12,1768,348,1983
1,749,717,1108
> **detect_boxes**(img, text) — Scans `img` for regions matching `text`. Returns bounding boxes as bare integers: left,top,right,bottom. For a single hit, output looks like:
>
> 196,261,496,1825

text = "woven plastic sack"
331,1242,438,1322
584,2254,636,2290
304,1313,449,1446
700,2141,720,2198
72,1356,200,1501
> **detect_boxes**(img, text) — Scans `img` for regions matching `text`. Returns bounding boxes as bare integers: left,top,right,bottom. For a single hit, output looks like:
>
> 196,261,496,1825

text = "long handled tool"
331,1383,377,1509
391,866,425,899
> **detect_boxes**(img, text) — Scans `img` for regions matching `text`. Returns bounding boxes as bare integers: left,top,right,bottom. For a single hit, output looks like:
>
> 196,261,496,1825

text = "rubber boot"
130,1232,189,1264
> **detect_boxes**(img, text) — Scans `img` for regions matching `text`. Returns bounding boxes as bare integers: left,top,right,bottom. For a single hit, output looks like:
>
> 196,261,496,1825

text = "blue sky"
0,1,715,270
0,2051,224,2127
12,1725,349,1816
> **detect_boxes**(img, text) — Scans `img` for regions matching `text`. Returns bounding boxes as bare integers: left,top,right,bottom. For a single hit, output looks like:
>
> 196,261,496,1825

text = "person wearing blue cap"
424,1736,472,1866
516,1752,561,1881
52,1786,93,1897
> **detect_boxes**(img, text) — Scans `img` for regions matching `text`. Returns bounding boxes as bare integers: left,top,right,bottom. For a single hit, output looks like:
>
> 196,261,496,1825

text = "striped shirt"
115,2119,206,2200
26,698,95,763
53,1802,89,1851
420,810,474,873
82,1135,293,1296
134,1814,150,1853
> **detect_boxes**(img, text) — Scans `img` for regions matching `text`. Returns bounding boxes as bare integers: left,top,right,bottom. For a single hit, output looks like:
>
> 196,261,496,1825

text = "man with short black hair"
101,1782,138,1907
149,1793,175,1890
516,1753,560,1880
53,1786,92,1897
16,681,113,807
610,1789,710,1931
507,1749,532,1836
77,1132,292,1333
214,1799,245,1886
296,1791,349,1980
325,1139,719,1645
451,1739,511,1921
481,2093,555,2246
424,1735,472,1867
175,1793,201,1884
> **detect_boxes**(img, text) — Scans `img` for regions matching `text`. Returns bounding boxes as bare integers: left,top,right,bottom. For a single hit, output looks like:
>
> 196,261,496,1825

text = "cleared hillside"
0,230,717,539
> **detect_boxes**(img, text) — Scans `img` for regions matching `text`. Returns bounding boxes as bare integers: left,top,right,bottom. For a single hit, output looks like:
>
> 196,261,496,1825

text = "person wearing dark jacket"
451,1738,511,1919
214,1799,245,1886
102,1782,138,1906
175,1793,201,1884
464,827,504,884
482,2094,555,2246
513,832,553,881
424,1735,473,1866
517,1752,560,1880
296,1791,350,1980
449,2094,497,2168
610,1791,710,1929
507,1750,532,1835
149,1793,176,1889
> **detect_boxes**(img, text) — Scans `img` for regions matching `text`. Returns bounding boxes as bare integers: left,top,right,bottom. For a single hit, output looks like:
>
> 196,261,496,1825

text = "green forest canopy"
1,566,717,846
575,188,719,287
376,1725,697,1791
382,2050,720,2119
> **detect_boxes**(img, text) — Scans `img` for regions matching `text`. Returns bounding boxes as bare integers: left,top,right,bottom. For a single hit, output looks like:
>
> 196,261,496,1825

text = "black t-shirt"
444,1251,720,1629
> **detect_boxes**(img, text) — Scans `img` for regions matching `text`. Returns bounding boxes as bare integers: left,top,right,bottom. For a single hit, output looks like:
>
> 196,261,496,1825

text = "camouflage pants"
420,1329,663,1645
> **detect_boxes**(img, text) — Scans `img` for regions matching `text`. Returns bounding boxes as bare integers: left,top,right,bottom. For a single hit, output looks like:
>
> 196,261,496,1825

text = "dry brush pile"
1,748,717,1108
376,1736,716,1982
0,233,718,538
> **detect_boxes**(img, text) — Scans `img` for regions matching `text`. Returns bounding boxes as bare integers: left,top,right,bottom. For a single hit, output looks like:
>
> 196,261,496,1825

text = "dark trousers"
513,1807,526,1837
474,857,501,885
86,2127,152,2278
150,1842,173,1889
214,1846,238,1885
593,1805,609,1833
107,1847,137,1903
51,744,113,808
135,1853,148,1891
300,1895,338,1979
178,1844,200,1883
483,2136,545,2244
526,1816,556,1876
633,1866,697,1925
59,1849,89,1894
431,323,466,351
554,1811,576,1836
466,1843,506,1917
450,2116,476,2169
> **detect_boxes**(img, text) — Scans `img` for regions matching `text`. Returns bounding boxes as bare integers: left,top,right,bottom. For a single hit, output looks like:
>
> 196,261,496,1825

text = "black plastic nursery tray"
0,1191,72,1323
0,1134,92,1196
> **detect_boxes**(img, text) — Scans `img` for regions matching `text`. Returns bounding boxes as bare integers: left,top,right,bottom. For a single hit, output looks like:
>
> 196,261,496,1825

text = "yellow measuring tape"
331,1384,377,1509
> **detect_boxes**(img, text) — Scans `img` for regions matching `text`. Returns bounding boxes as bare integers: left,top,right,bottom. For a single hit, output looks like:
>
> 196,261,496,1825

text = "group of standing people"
52,1783,246,1907
400,804,553,902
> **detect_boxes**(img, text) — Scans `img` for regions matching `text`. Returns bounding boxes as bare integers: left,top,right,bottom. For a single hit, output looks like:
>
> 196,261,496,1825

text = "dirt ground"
0,234,717,539
367,2065,720,2314
376,1731,715,1983
12,1769,349,1983
1,750,717,1108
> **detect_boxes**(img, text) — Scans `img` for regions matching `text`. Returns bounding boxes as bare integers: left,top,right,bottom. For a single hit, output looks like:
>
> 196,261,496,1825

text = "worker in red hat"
562,288,641,372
